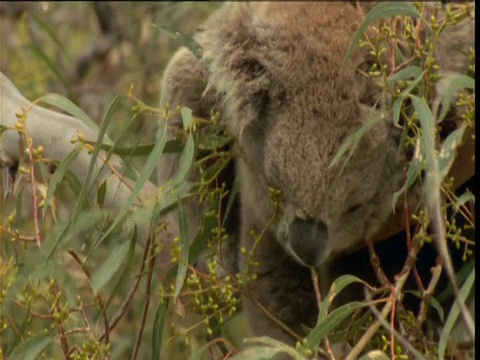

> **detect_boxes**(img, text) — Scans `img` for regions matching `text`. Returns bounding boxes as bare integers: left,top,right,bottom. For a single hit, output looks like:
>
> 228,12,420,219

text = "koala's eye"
344,204,362,215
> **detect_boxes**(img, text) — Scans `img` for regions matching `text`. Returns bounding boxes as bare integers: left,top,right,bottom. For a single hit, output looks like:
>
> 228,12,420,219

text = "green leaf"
173,201,190,301
404,290,444,322
94,139,184,157
400,72,426,96
344,2,420,66
9,333,53,360
452,191,475,214
438,75,475,123
438,125,466,180
392,96,404,127
321,274,368,320
438,267,475,359
329,111,383,168
151,300,169,360
90,97,165,253
306,275,368,350
152,25,203,60
172,133,195,184
437,258,475,303
48,96,121,262
409,95,436,205
42,147,81,217
91,223,134,292
307,301,367,351
189,212,217,265
39,93,104,138
389,67,425,127
387,66,422,88
97,180,107,207
392,158,421,211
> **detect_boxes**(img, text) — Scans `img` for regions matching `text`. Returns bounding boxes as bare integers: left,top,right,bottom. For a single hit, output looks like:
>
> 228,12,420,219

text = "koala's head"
198,3,407,267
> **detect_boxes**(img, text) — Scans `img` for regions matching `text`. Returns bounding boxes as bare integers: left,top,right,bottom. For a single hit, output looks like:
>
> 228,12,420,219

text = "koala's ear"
196,4,274,138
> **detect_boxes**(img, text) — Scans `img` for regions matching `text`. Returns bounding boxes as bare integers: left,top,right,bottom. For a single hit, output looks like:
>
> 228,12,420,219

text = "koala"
157,1,475,355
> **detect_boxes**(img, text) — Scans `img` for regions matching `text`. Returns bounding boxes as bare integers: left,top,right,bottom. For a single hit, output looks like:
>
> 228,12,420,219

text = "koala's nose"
289,218,328,266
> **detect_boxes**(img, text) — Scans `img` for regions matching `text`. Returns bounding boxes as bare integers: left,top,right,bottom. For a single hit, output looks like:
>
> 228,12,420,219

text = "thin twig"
345,229,423,360
131,235,156,360
365,289,428,360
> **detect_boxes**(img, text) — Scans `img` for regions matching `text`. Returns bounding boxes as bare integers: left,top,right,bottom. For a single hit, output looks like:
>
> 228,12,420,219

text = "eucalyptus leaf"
344,2,420,66
173,201,190,301
9,333,54,360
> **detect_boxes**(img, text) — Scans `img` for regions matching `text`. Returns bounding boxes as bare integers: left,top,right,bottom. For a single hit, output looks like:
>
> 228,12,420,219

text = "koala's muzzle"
289,218,328,266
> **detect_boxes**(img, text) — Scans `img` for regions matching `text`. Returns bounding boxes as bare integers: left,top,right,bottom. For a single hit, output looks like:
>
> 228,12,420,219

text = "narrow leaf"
173,201,190,301
307,301,367,351
438,267,475,359
48,96,121,262
91,227,133,292
344,2,420,66
392,158,421,211
387,66,422,87
39,93,103,136
9,333,53,360
172,133,195,184
438,75,475,123
438,126,466,180
89,97,163,253
42,147,81,216
151,300,169,360
330,111,382,167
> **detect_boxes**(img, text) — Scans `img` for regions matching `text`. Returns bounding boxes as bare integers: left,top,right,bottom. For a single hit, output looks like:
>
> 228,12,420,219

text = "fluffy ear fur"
194,4,280,141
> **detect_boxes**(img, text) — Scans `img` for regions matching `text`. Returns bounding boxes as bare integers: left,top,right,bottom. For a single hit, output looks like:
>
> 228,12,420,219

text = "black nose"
289,218,328,266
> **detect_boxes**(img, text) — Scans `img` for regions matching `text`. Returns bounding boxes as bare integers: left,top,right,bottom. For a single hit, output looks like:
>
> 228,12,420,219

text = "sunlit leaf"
438,126,466,180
